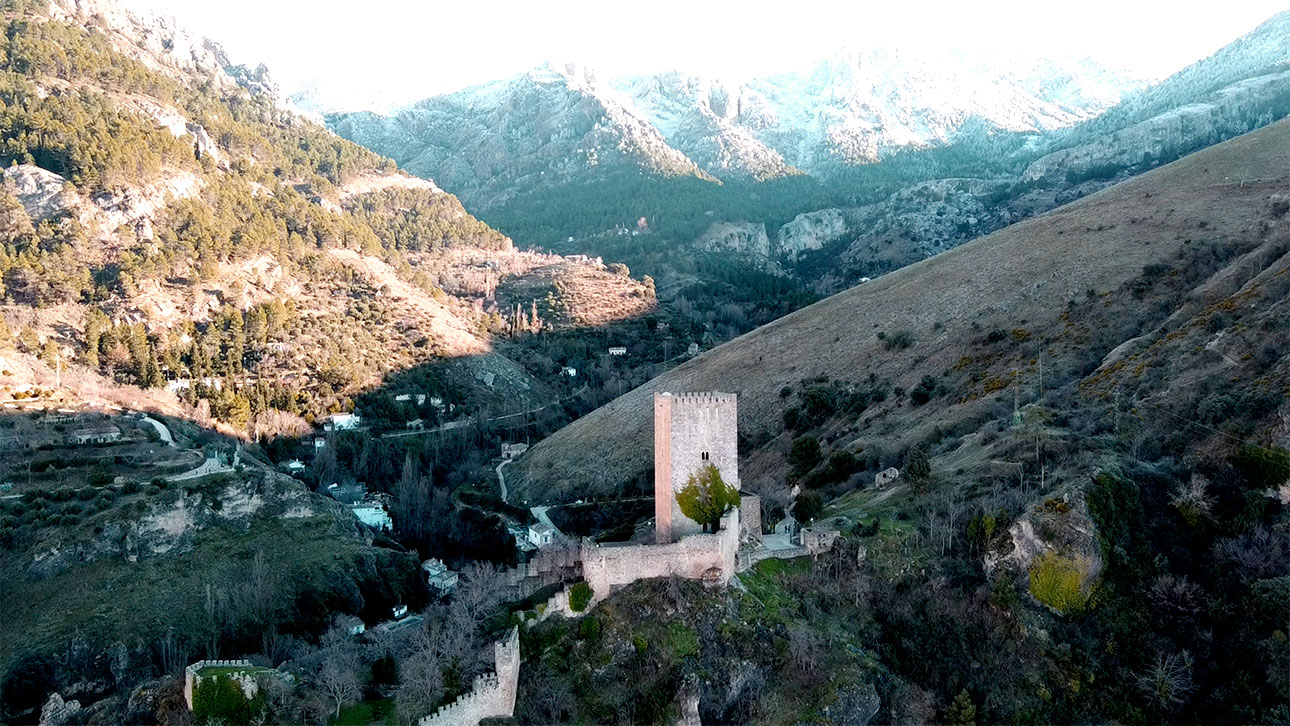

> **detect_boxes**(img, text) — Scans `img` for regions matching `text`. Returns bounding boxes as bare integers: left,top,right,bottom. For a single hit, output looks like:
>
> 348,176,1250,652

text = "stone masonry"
654,392,739,544
417,627,521,726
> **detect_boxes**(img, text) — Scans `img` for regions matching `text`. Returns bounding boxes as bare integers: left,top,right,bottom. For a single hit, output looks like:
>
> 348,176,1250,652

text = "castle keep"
654,391,739,544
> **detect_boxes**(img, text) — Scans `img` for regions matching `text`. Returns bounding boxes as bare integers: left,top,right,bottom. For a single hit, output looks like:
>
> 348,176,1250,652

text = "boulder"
38,693,81,726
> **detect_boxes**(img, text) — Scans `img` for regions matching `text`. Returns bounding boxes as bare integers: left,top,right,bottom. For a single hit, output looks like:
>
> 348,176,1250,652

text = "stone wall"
418,627,520,726
183,659,254,711
582,509,739,605
654,392,739,544
739,494,762,541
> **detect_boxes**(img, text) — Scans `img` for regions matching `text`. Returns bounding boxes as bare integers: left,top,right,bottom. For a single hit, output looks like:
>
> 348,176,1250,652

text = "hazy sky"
125,0,1289,110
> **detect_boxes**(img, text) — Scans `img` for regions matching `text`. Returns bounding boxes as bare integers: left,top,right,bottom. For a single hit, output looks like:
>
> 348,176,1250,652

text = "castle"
654,392,740,543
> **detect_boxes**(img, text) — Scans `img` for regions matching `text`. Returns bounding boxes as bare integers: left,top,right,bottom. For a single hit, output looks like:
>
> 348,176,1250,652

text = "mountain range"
323,48,1148,202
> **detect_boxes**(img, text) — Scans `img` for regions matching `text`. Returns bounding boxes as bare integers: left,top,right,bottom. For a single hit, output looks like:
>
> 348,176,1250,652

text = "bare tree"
454,562,508,625
315,641,362,720
1135,650,1195,712
395,638,445,725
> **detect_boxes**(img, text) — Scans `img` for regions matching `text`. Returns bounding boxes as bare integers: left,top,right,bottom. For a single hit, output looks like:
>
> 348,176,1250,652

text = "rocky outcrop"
985,488,1102,611
696,221,772,260
775,208,851,259
1023,69,1290,184
39,693,82,726
3,165,78,222
25,473,342,578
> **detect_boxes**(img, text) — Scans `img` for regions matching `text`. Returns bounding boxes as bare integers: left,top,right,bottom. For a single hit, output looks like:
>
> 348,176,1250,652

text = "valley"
0,0,1287,724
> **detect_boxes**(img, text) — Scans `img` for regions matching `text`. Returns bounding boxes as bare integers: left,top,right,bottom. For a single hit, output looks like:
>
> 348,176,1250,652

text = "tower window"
701,451,709,461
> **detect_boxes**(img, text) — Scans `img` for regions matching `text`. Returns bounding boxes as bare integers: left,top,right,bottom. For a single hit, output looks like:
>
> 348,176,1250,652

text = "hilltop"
508,117,1290,503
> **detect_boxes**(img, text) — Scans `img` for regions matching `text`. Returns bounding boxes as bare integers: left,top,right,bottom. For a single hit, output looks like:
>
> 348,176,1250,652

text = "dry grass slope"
509,119,1290,502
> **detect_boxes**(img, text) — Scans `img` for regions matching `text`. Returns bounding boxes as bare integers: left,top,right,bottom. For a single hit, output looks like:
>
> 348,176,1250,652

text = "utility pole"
1012,370,1022,427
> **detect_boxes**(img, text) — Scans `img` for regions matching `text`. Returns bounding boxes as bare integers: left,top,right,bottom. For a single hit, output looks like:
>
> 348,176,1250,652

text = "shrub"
910,375,938,406
578,615,601,641
883,329,916,351
1028,551,1091,613
569,582,593,613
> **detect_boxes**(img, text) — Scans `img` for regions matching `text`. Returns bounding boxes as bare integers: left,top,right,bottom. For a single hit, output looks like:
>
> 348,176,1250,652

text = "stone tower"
654,391,739,544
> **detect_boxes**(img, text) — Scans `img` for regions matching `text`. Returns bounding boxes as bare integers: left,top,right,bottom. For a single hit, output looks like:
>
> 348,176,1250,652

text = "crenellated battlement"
661,391,738,405
417,627,520,726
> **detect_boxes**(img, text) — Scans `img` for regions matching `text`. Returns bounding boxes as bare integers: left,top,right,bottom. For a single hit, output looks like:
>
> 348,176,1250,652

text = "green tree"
676,463,741,532
946,688,977,726
788,435,823,476
904,446,932,492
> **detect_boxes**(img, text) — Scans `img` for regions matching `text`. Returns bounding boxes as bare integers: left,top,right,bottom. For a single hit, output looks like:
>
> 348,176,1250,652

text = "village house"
422,558,460,595
528,521,556,548
351,500,392,531
500,442,529,459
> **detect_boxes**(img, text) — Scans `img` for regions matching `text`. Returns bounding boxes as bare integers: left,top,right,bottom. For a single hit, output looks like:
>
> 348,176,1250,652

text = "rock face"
696,221,772,260
985,489,1103,609
1023,69,1290,184
2,165,78,222
743,47,1142,173
25,473,341,578
614,72,799,181
39,693,82,726
775,209,851,259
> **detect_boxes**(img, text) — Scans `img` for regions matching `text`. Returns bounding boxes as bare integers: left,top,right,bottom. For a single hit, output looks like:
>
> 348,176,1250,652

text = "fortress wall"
582,509,739,604
418,627,520,726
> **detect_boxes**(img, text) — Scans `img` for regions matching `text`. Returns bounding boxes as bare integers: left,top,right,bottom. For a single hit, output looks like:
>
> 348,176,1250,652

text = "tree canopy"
675,463,740,532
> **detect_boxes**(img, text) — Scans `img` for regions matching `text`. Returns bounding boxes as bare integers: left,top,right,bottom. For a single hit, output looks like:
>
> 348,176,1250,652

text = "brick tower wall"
654,392,739,544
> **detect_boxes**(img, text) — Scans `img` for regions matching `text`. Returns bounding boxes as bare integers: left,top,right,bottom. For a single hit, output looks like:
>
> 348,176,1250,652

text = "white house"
406,418,425,431
561,366,577,378
528,521,556,548
501,442,529,459
314,438,327,450
422,558,460,595
391,604,408,620
687,342,700,356
608,346,627,356
351,501,392,531
325,413,362,431
283,459,306,475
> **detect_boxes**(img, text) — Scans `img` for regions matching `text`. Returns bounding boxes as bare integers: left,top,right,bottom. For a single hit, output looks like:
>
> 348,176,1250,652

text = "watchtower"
654,391,739,543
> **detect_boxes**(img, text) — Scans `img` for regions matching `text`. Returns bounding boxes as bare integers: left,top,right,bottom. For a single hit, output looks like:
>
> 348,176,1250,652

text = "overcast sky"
125,0,1289,111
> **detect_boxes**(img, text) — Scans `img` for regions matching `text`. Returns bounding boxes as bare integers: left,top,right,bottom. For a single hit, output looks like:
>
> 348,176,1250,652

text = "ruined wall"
583,509,739,604
739,494,762,541
418,627,521,726
183,659,253,711
654,392,739,544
